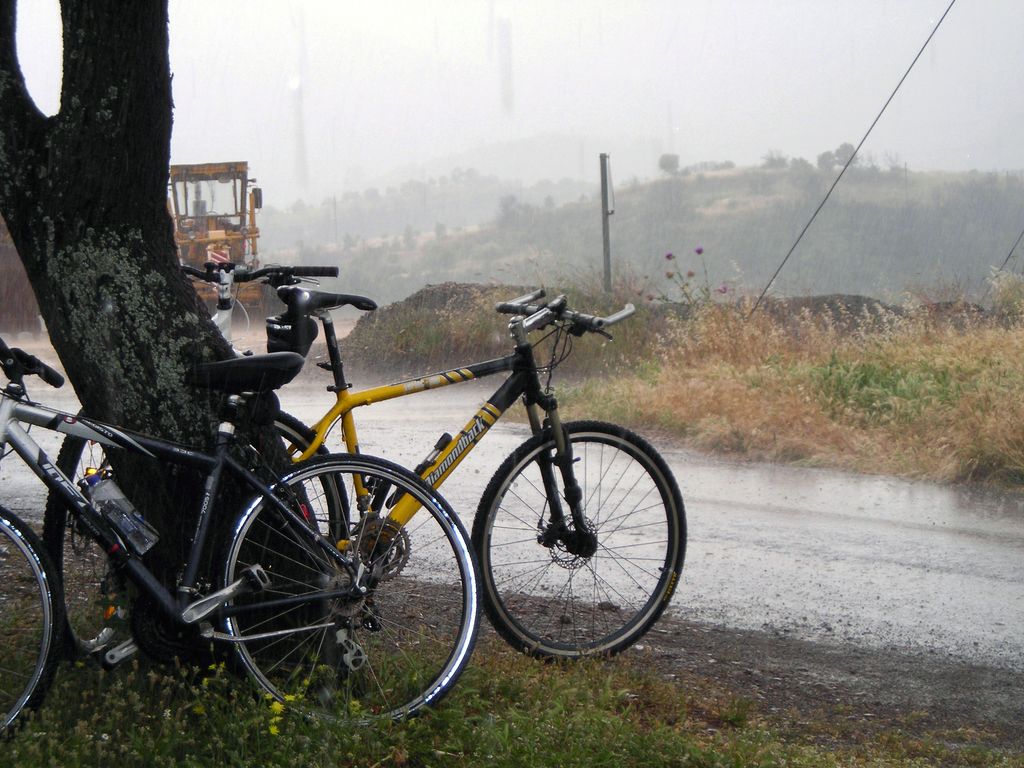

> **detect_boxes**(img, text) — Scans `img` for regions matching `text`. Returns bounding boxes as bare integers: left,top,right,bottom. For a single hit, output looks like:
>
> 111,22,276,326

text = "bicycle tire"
0,507,64,732
471,420,685,659
41,411,324,659
270,412,350,542
275,411,320,457
221,453,479,722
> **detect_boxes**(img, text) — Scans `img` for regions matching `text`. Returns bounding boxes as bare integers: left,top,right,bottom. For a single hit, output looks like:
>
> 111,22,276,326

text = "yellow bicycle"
268,286,687,659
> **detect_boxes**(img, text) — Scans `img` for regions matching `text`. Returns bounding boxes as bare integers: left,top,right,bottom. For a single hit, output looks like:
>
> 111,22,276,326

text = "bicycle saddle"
187,351,305,395
276,285,378,313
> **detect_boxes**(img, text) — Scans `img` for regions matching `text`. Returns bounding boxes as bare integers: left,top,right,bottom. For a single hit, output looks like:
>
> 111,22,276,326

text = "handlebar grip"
565,303,635,335
495,288,546,314
37,360,65,389
13,349,64,388
290,266,339,277
600,304,635,327
496,302,533,315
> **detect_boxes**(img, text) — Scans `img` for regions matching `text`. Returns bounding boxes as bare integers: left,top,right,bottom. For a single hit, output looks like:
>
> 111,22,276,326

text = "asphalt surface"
3,365,1022,673
279,374,1024,672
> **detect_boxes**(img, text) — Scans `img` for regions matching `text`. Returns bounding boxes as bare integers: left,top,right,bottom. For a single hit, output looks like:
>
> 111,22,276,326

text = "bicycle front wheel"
41,410,323,659
221,454,479,722
0,507,64,732
472,420,686,659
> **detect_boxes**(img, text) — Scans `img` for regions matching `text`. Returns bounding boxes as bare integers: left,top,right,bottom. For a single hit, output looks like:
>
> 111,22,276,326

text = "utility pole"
600,153,614,292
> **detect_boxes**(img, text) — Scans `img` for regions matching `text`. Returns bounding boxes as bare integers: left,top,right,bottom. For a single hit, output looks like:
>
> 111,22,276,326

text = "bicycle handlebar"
495,289,635,336
288,266,338,278
0,338,64,389
494,289,546,313
182,262,339,285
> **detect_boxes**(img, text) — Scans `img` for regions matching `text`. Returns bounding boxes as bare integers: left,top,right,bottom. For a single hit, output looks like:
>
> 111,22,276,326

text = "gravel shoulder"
624,613,1024,752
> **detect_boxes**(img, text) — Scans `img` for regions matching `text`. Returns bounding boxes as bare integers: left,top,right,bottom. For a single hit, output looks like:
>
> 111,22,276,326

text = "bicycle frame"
292,312,572,529
0,386,355,628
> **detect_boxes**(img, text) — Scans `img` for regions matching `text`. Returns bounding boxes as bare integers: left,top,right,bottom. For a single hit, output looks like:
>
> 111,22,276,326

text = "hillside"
274,164,1024,306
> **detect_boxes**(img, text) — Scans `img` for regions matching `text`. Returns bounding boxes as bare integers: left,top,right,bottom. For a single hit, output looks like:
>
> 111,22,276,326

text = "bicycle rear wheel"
472,420,685,659
42,435,117,658
221,454,479,722
0,507,64,732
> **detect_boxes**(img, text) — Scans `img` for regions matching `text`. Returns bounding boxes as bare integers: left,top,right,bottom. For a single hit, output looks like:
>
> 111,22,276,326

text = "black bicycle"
0,336,479,730
48,276,688,661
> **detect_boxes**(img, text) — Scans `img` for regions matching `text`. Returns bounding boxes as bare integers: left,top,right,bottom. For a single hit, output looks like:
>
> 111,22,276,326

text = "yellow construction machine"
168,161,275,318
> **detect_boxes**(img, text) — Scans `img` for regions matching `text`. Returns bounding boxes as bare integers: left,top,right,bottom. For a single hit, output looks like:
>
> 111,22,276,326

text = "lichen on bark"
47,226,217,441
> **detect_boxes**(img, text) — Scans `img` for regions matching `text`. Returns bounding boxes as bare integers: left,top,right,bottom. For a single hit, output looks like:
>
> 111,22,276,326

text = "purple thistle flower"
665,252,675,260
717,284,728,294
695,246,704,255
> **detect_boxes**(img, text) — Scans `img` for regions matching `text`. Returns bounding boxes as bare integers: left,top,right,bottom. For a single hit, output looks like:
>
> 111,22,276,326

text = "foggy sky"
15,1,1024,207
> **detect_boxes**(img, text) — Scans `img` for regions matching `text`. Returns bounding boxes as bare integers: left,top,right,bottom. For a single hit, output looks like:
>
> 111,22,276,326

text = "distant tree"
658,153,680,176
434,222,447,241
789,156,813,172
402,224,417,249
884,152,905,173
816,150,835,171
498,195,520,227
761,151,788,170
833,142,858,167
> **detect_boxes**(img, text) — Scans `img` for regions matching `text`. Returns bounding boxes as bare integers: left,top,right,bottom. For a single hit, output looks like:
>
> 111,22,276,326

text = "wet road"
3,373,1022,670
280,377,1024,671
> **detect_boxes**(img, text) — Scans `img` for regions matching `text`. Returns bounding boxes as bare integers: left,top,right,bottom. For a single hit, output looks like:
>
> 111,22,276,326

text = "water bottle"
84,472,160,555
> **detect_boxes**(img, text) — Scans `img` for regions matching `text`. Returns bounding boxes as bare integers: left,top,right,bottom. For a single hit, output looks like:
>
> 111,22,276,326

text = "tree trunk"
0,0,234,571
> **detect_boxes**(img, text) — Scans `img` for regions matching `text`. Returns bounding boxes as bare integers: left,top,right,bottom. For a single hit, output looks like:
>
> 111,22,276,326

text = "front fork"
527,394,597,558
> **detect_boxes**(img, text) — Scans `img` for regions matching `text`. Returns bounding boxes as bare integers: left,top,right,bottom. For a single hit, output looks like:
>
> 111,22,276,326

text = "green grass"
5,639,1020,768
811,354,970,426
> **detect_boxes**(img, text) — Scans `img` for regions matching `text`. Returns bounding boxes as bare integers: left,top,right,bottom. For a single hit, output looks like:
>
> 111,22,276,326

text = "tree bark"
0,0,235,571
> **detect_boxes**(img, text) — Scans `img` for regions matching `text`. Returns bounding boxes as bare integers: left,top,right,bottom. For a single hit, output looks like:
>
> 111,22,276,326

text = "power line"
750,0,958,316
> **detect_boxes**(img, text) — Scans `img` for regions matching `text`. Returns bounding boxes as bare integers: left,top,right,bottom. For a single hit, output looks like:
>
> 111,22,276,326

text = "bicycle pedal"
243,564,270,591
101,639,139,669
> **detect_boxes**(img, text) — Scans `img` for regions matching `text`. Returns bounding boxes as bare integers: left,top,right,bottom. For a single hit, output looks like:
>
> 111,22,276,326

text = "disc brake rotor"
354,515,410,580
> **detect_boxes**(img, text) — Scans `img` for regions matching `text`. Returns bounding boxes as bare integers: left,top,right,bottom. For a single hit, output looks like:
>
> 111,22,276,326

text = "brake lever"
567,323,612,340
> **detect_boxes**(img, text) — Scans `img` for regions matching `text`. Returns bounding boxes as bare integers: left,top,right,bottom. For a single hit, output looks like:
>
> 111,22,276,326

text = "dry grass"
569,299,1024,485
341,280,1024,486
342,281,667,379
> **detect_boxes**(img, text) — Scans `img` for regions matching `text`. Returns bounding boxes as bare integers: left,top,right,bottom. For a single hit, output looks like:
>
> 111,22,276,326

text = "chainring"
130,592,214,665
354,515,410,580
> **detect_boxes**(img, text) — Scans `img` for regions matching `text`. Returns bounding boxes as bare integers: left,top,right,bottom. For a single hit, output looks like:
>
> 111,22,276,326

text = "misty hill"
258,168,595,254
265,164,1024,305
